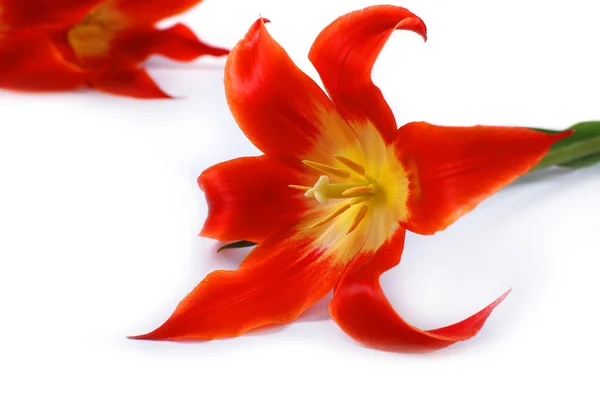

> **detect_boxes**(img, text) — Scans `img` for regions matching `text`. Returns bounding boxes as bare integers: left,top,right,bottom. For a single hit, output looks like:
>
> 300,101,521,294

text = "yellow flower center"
288,119,410,260
67,6,124,60
289,155,380,234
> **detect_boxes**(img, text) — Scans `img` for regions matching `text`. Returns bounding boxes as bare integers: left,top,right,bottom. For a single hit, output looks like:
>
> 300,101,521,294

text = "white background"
1,0,599,398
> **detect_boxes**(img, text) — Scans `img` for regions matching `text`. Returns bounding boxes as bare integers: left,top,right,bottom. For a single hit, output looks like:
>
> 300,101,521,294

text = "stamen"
333,155,366,175
347,205,369,234
349,197,368,205
341,184,375,197
303,160,350,179
308,203,352,230
288,185,312,191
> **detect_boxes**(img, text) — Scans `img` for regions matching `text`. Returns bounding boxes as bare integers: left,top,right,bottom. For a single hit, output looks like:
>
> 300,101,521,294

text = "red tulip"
0,0,228,97
131,6,571,352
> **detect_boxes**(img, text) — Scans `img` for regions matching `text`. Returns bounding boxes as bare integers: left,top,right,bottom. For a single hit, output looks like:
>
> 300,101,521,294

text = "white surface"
1,0,599,399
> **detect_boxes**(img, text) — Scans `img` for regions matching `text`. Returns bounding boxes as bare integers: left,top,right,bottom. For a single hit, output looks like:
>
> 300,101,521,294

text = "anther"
347,205,369,234
308,203,352,230
341,184,375,197
333,155,366,176
288,185,312,191
303,160,350,179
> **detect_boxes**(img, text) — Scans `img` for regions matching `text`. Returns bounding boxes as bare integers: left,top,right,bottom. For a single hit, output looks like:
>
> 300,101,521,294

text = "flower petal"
198,156,311,243
111,23,228,64
106,0,204,26
309,5,427,141
130,229,345,341
329,228,510,352
90,66,170,98
396,123,573,235
1,0,103,29
225,18,351,160
0,32,88,92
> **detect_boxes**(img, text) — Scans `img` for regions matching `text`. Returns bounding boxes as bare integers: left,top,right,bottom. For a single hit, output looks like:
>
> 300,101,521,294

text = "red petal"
309,5,427,141
112,23,229,64
329,228,511,352
225,18,345,159
1,0,103,29
198,156,311,243
90,67,171,98
0,32,88,92
396,123,573,235
106,0,204,25
130,229,345,341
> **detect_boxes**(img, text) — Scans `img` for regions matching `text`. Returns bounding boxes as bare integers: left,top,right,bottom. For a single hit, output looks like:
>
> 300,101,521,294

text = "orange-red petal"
225,18,342,159
0,0,103,29
396,123,573,235
198,156,311,243
90,66,170,98
112,23,228,64
0,32,88,92
329,228,510,352
106,0,204,26
309,5,427,142
130,229,345,341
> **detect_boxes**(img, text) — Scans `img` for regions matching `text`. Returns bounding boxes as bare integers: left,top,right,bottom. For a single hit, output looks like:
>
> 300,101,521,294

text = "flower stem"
531,121,600,171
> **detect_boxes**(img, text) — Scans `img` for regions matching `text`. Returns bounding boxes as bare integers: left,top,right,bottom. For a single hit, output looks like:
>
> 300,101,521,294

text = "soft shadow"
205,242,253,270
244,293,335,337
512,167,574,185
245,324,287,337
144,58,226,70
297,292,333,323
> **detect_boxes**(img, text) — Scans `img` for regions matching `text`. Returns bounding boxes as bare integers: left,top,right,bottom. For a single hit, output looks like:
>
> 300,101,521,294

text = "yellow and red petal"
309,5,427,142
0,32,88,92
0,0,103,30
130,228,345,341
111,23,228,64
90,66,170,98
396,123,573,235
329,228,510,352
198,156,311,243
225,18,350,160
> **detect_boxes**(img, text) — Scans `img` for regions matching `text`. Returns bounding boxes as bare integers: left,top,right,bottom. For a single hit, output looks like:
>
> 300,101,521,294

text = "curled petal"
198,156,311,243
0,32,88,92
225,18,351,160
90,67,170,98
0,0,103,29
396,123,573,235
130,229,345,341
113,23,229,64
309,5,427,141
329,229,510,352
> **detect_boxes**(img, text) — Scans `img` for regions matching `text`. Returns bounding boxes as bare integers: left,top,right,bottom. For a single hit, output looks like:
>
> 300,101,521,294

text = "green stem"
531,121,600,170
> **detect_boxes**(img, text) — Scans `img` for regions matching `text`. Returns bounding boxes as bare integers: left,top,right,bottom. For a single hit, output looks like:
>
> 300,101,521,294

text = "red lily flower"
0,0,100,92
0,0,228,97
131,6,571,352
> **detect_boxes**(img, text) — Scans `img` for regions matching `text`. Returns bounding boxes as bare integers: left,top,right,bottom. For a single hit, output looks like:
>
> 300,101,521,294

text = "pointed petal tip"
127,327,171,341
493,287,513,307
211,47,231,57
551,129,575,142
127,333,156,341
397,16,428,42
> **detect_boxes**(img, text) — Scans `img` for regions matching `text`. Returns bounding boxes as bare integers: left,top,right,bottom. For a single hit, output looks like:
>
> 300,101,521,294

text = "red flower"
0,0,228,97
131,6,571,352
